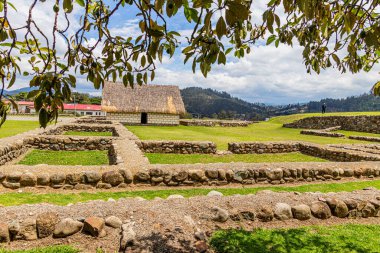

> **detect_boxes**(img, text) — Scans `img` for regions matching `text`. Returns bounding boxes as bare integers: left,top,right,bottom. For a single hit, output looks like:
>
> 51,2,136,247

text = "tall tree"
0,0,379,127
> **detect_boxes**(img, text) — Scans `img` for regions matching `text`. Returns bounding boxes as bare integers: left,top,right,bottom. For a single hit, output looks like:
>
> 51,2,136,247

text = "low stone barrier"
25,136,113,151
180,119,252,127
136,141,217,154
228,142,299,154
349,136,380,142
0,141,29,166
300,130,345,138
298,143,380,162
44,124,119,136
1,161,380,189
75,118,112,124
284,115,380,134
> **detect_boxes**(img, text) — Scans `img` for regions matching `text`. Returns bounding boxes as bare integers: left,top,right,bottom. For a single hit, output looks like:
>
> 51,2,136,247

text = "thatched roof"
101,82,186,115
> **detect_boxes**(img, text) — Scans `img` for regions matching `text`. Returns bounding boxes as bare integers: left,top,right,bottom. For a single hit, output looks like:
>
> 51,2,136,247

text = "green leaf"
63,0,73,13
218,52,226,65
75,0,85,7
266,35,276,45
216,17,227,40
372,81,380,96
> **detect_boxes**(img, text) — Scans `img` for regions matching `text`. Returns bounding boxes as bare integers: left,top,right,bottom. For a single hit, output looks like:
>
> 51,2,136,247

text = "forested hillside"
181,87,379,120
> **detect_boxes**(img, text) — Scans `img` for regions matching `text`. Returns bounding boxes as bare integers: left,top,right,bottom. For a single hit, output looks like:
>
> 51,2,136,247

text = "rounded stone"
105,216,122,229
102,171,124,186
274,203,293,220
211,206,229,222
291,204,311,220
50,173,66,185
310,201,332,219
53,218,83,238
84,171,102,184
20,173,37,187
37,174,50,186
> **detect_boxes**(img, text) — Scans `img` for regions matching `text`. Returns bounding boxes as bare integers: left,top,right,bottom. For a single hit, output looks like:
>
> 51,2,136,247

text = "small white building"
8,101,105,116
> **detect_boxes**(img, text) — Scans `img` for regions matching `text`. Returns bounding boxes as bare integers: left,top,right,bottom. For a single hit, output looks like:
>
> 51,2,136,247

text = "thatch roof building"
102,82,185,125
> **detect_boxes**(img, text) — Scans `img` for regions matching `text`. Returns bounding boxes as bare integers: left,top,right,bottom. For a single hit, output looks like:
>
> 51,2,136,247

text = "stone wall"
298,143,380,162
136,141,217,154
227,141,380,162
107,112,179,125
228,142,299,154
349,136,380,142
25,136,113,151
44,124,119,136
2,162,380,189
0,141,29,166
300,130,345,138
180,119,251,127
284,115,380,134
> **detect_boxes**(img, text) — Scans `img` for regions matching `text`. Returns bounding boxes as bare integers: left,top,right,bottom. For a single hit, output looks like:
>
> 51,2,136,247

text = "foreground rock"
53,218,83,238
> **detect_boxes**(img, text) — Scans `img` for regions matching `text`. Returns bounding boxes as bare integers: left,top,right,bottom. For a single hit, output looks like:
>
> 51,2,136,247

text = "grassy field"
0,246,78,253
0,120,39,138
0,179,379,206
19,150,109,166
210,224,380,253
128,113,380,150
64,131,113,136
146,152,327,164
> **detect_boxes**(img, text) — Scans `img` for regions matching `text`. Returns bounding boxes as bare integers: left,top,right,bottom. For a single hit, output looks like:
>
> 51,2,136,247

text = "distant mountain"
181,87,285,120
307,93,380,112
180,87,379,120
1,87,34,96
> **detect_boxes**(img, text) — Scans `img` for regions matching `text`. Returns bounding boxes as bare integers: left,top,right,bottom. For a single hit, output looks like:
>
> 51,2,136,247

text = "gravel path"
2,189,380,252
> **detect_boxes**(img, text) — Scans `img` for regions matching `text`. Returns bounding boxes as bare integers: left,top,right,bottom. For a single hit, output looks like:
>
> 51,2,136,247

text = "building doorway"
141,113,148,124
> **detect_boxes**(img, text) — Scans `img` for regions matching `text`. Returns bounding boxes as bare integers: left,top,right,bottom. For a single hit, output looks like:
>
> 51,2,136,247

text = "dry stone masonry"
284,115,380,134
180,119,252,127
228,142,299,154
136,141,217,154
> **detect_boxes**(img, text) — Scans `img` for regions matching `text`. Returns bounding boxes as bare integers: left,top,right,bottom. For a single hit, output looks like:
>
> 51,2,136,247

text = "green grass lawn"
18,150,109,166
0,120,39,138
0,246,78,253
64,131,113,136
1,179,379,206
146,152,327,164
128,113,380,150
210,224,380,253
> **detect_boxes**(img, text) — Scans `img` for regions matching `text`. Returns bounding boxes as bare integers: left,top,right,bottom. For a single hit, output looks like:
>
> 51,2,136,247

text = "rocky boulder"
310,202,332,219
274,203,293,220
36,212,60,238
83,217,105,237
292,204,311,220
53,218,83,238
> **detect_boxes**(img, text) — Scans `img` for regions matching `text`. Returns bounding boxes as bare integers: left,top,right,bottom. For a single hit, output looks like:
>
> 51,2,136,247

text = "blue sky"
8,1,380,105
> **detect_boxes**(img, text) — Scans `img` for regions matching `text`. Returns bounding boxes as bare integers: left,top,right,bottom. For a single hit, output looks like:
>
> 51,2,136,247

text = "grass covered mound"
210,224,380,253
64,131,113,136
146,152,327,164
19,150,109,166
1,180,380,206
0,245,78,253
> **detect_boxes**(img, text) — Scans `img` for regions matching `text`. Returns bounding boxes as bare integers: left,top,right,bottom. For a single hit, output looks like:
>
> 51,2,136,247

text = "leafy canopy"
0,0,379,127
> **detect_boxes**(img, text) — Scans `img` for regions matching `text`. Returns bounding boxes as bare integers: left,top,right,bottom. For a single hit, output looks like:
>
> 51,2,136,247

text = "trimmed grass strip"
64,131,113,136
0,245,79,253
1,180,380,206
210,224,380,253
18,150,109,166
146,152,327,164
